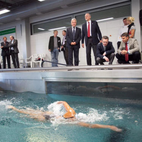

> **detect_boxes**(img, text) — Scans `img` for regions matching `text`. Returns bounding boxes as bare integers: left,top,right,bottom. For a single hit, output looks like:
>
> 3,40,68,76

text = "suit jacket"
97,42,115,59
82,20,102,46
66,27,81,48
9,39,19,54
48,36,61,52
1,41,10,56
118,38,140,54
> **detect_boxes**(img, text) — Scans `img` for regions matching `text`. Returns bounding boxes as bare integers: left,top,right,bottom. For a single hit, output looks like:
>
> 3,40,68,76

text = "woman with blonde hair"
127,17,136,38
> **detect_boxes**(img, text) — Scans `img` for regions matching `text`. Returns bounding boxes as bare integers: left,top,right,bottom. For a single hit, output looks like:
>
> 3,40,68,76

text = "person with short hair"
66,18,81,66
96,36,115,65
1,37,11,69
117,18,128,49
61,30,68,65
116,33,140,64
9,36,19,68
82,13,102,65
48,30,61,67
127,17,136,38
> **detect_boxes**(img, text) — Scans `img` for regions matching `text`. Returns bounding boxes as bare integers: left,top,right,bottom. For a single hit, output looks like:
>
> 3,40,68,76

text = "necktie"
73,27,76,41
88,22,90,37
125,43,129,62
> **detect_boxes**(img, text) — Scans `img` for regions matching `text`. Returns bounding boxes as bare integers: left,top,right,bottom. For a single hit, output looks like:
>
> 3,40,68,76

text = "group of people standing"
1,36,19,69
48,13,141,67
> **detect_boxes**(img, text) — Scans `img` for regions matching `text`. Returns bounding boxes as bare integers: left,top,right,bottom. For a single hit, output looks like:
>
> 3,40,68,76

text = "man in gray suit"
9,36,20,68
116,33,140,64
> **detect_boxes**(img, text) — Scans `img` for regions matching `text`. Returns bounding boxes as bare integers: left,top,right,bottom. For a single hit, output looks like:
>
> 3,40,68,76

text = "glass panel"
76,5,131,25
31,4,131,34
32,17,71,34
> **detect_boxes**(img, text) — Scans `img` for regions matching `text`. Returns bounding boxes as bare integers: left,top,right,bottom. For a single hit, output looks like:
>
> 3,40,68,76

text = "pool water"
0,91,142,142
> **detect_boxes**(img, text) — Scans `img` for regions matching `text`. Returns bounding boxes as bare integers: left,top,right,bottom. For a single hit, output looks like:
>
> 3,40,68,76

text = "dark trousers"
11,52,20,68
63,48,69,65
68,45,79,66
117,41,121,49
86,37,98,65
97,53,115,65
116,51,140,64
2,55,11,69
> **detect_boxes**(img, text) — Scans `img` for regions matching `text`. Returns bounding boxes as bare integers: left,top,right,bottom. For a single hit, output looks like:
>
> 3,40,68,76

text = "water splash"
47,101,66,117
47,102,109,125
0,100,12,110
76,108,109,123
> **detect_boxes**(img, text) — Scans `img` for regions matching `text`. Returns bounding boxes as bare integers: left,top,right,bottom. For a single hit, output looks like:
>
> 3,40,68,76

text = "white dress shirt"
72,26,76,32
11,40,14,50
118,25,128,41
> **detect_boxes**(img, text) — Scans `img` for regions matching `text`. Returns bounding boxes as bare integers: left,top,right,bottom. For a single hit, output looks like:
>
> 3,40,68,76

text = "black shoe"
117,60,122,64
123,62,130,64
132,61,139,64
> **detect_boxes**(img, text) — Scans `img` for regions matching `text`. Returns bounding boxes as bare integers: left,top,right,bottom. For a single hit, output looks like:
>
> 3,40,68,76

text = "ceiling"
0,0,36,10
0,0,130,24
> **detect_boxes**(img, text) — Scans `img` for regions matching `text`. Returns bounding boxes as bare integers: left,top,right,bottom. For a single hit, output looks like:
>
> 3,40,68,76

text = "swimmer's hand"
109,126,122,132
7,105,16,110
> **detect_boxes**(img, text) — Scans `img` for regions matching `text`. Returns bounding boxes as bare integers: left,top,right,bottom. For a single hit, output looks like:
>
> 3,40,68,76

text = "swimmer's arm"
8,106,46,121
8,106,31,114
77,122,122,132
57,101,71,112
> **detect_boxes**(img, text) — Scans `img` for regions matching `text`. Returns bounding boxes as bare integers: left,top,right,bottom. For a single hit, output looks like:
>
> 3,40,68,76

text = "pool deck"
0,64,142,94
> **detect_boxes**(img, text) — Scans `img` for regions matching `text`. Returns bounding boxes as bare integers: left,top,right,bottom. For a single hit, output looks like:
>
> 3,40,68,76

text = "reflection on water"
0,91,142,142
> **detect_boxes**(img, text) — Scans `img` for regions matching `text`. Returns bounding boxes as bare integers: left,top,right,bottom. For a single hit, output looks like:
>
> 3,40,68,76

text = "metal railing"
0,63,142,72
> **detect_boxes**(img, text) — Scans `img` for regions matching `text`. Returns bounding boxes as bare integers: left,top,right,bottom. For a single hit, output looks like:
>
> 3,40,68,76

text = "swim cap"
63,108,76,119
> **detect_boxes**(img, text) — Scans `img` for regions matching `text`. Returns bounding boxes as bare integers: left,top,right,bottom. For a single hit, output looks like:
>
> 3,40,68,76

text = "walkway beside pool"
0,64,142,99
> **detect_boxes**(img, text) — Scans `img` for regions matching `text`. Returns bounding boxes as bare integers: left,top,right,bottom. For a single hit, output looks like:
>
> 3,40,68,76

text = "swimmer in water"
8,101,122,132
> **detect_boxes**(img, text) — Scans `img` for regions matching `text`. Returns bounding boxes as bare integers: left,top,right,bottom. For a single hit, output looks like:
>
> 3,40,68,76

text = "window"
76,5,131,25
31,4,131,34
32,17,72,34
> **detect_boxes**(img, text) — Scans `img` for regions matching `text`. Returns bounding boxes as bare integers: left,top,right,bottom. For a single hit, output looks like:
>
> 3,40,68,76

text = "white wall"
30,18,124,67
0,19,31,62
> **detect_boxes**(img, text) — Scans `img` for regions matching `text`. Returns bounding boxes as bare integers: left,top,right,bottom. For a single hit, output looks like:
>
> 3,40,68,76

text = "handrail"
0,64,142,72
41,60,66,67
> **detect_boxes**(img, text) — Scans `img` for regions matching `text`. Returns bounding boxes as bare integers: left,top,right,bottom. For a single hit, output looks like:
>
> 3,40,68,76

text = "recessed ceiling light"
0,9,10,15
48,27,66,31
38,28,45,31
38,0,45,1
96,17,114,22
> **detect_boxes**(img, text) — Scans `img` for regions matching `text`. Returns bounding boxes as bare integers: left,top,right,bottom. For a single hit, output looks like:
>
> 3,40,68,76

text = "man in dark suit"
96,36,115,65
9,36,19,68
1,37,11,69
82,13,102,65
61,30,68,65
116,33,140,64
66,18,81,66
48,30,61,67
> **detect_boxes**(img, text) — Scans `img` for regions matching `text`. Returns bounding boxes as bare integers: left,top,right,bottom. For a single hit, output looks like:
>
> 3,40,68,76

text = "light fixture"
0,9,10,15
38,28,45,31
48,27,66,32
96,17,114,22
38,0,45,1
